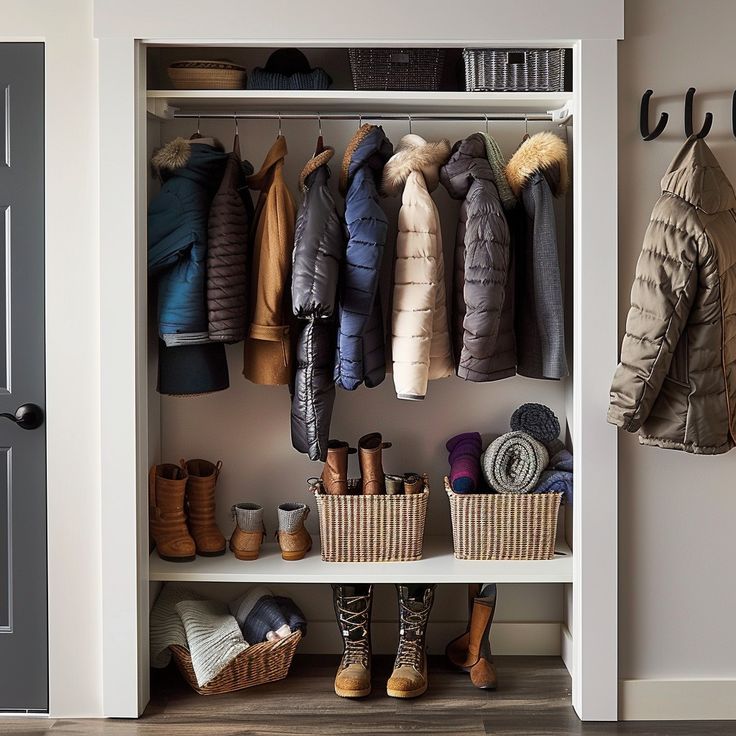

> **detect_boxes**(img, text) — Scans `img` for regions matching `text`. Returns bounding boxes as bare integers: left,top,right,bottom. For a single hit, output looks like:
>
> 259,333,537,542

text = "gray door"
0,43,47,713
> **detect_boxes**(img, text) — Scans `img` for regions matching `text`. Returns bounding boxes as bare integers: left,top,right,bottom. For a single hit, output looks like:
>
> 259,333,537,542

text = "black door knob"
0,403,44,430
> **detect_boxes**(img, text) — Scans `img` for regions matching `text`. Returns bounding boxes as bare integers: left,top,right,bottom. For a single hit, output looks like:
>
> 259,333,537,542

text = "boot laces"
395,603,430,670
338,595,370,668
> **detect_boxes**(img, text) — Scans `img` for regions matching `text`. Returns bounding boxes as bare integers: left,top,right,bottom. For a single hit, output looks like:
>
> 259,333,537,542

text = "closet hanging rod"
171,111,563,123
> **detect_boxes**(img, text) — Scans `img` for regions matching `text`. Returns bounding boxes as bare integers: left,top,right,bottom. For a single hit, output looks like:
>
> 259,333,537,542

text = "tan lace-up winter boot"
321,440,356,495
358,432,392,495
277,502,312,560
229,502,265,560
387,584,436,698
333,584,373,698
149,463,196,562
183,459,226,556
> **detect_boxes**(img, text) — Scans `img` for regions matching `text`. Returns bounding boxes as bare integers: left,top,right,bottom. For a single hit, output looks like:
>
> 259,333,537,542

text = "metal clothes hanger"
276,112,282,139
408,114,413,135
190,114,203,140
314,112,325,156
522,114,530,142
484,113,489,135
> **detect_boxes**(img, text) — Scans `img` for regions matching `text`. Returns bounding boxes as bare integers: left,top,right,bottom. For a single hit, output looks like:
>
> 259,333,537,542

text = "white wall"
618,0,736,717
2,0,102,718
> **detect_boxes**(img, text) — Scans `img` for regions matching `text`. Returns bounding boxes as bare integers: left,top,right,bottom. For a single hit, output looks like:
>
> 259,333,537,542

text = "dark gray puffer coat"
290,147,346,461
441,133,514,382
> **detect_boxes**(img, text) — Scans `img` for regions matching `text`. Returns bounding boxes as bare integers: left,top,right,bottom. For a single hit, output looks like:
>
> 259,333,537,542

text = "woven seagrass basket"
169,630,301,695
445,478,562,560
314,476,429,562
168,60,247,90
348,48,445,91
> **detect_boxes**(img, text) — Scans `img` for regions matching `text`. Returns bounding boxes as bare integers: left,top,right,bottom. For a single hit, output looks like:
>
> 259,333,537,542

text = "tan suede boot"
149,464,196,562
183,459,226,557
445,583,481,668
321,440,356,495
229,503,265,560
358,432,392,495
445,584,498,690
277,503,312,561
387,584,435,699
333,584,372,698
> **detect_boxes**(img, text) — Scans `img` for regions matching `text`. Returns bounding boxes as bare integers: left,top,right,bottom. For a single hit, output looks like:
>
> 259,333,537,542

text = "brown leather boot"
358,432,392,495
446,584,498,690
277,502,313,561
403,472,423,495
321,440,356,495
149,464,196,562
183,459,226,557
229,502,265,560
387,584,435,698
333,584,373,698
445,583,481,668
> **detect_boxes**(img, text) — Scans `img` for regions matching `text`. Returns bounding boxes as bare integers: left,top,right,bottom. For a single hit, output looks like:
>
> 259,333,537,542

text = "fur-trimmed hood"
340,124,393,196
382,134,451,194
505,131,568,197
151,136,226,187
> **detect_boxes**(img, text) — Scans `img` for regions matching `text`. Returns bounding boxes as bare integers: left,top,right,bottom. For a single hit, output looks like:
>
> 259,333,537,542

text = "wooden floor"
2,656,734,735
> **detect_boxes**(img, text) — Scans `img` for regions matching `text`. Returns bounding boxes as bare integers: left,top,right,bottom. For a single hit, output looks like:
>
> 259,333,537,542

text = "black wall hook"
640,90,668,141
684,87,713,139
732,90,736,138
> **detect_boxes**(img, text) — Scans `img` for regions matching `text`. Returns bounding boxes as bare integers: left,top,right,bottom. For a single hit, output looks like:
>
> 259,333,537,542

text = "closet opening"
143,42,575,714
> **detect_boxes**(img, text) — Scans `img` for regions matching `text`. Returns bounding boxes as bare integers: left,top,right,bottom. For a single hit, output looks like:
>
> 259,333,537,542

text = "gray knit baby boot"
229,502,265,560
277,502,312,561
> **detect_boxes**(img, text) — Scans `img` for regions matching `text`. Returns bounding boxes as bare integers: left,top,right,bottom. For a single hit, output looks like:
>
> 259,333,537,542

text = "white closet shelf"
149,536,573,584
146,90,573,118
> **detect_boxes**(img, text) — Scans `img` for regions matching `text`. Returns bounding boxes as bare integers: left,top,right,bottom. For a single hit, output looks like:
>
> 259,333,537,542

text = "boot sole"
334,685,371,698
281,543,312,561
197,549,226,557
387,681,427,699
157,553,196,563
232,552,259,561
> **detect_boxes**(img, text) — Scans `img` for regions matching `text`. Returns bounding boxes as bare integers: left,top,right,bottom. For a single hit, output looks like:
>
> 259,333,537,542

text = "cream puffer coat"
383,135,453,400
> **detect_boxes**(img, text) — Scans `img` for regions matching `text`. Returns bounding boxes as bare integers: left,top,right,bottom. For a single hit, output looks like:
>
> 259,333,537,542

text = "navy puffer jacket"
334,125,393,390
148,137,228,345
290,148,346,461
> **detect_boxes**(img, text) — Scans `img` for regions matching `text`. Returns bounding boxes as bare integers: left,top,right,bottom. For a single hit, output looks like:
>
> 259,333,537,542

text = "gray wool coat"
505,132,569,380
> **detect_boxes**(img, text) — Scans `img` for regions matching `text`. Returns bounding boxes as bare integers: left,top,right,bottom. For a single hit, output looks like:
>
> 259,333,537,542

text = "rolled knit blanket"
446,432,483,493
481,431,549,494
534,469,573,503
510,403,561,444
274,596,308,636
549,448,573,472
229,586,291,643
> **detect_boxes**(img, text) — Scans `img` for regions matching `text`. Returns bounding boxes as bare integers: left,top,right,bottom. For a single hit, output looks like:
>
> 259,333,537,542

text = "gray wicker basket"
348,48,445,91
445,478,562,560
463,48,565,92
314,477,429,562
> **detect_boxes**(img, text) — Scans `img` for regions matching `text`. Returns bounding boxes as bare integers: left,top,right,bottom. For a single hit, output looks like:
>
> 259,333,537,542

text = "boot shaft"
394,584,435,670
358,432,391,495
150,463,188,516
321,440,356,495
333,584,373,666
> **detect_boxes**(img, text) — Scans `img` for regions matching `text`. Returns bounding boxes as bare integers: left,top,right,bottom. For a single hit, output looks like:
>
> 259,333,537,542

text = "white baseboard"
560,624,573,676
298,621,562,656
620,678,736,720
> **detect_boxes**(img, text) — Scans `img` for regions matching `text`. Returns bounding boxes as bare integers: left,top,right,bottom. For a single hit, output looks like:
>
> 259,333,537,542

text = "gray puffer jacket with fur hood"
441,133,514,382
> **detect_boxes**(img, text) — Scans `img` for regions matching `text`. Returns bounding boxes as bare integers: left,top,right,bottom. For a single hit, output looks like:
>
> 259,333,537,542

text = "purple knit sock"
446,432,482,493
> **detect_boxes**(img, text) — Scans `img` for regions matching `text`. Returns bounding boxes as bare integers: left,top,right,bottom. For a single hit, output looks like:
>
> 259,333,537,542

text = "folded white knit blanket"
149,584,204,669
175,599,249,688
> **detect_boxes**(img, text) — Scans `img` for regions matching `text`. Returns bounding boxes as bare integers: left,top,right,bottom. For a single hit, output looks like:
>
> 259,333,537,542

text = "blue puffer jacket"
334,125,393,390
148,137,228,345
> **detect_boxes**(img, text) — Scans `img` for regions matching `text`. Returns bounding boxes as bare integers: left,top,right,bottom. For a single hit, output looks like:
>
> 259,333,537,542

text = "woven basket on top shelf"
348,48,445,91
314,476,429,562
463,48,565,92
167,60,247,90
169,630,302,695
445,477,562,561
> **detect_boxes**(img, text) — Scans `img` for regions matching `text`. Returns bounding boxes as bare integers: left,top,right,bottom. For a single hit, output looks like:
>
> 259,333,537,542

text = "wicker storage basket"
169,630,301,695
167,60,247,90
314,477,429,562
463,48,565,92
348,49,445,91
445,478,562,560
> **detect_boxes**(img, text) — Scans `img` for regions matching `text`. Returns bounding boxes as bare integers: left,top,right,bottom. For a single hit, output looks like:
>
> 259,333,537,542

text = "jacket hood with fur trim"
152,136,226,186
382,134,451,194
505,131,568,197
340,124,393,195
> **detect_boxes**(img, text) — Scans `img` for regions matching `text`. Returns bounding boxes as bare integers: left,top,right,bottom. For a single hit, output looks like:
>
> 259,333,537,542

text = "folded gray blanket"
150,584,204,669
481,431,549,494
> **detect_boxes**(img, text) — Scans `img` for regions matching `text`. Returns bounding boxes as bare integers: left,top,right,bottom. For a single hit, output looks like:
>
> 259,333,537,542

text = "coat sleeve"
608,206,701,431
391,188,439,400
460,187,510,374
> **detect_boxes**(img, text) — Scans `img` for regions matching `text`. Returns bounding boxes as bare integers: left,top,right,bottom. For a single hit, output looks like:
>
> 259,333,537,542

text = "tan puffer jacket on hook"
609,137,736,454
383,135,453,400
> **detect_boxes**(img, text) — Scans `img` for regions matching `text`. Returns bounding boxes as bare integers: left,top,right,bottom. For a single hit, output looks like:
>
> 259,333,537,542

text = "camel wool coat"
243,135,297,385
383,135,453,400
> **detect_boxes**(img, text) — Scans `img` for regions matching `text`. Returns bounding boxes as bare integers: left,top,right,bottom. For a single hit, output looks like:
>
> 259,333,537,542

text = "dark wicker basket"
348,48,445,91
463,48,565,92
169,631,302,695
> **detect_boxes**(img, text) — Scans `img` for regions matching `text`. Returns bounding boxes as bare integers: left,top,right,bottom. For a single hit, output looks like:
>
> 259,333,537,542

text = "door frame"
94,0,623,720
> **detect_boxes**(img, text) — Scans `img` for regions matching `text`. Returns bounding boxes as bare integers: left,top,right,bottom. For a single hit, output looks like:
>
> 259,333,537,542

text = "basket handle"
506,50,527,66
